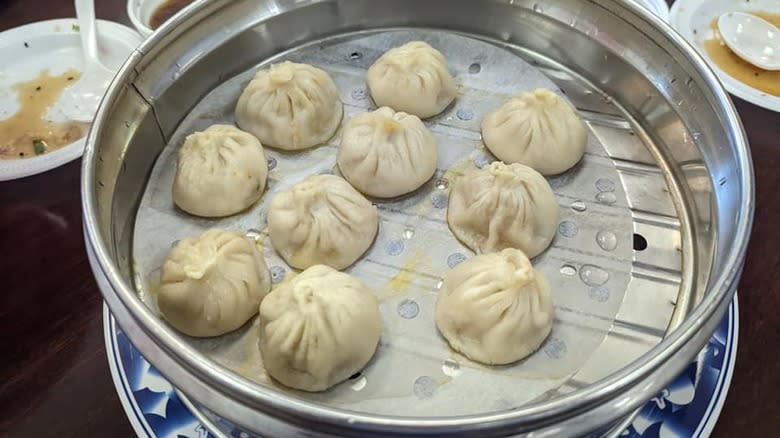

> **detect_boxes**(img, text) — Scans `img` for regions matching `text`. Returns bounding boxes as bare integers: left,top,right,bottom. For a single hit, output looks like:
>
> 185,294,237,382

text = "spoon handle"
75,0,99,64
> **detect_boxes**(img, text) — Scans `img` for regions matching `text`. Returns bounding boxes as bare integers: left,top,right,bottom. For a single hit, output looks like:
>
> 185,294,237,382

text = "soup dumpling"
481,88,587,175
337,107,438,198
259,265,382,391
267,175,379,270
173,124,268,218
435,248,554,365
157,228,271,337
447,161,559,258
235,61,343,151
367,41,456,119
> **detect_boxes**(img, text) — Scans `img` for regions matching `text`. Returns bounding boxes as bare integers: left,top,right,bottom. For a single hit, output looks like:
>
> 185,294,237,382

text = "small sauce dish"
127,0,195,37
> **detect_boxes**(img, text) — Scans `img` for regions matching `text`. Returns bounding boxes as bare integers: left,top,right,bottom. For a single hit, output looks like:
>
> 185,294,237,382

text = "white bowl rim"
126,0,154,37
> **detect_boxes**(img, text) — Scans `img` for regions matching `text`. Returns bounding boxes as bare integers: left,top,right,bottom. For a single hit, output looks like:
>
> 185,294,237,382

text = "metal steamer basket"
82,0,753,436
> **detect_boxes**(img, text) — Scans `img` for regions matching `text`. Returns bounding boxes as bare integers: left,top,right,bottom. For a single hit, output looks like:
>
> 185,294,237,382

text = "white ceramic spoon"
61,0,116,122
718,12,780,71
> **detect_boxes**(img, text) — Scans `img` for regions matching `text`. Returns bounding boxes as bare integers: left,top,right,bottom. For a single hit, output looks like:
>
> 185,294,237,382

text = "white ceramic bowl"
126,0,167,37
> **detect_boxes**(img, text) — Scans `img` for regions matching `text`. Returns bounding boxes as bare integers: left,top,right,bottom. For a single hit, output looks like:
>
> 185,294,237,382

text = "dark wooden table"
0,1,777,437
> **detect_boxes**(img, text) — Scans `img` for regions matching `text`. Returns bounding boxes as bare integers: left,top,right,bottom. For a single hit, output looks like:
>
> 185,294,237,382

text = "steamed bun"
258,265,382,391
447,161,558,258
482,88,587,175
367,41,456,119
267,175,378,270
235,61,343,150
158,228,271,337
435,248,554,365
173,124,268,218
337,107,438,198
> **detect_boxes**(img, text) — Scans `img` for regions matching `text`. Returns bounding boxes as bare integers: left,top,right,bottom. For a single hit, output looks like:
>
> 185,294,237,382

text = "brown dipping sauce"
0,69,89,160
150,0,195,30
704,11,780,97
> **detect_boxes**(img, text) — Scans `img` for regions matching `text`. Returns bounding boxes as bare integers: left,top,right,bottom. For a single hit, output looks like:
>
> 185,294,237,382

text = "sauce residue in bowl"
704,11,780,97
150,0,195,30
0,69,90,160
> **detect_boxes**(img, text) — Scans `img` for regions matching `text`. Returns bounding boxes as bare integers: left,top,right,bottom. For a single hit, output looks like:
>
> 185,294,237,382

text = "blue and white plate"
103,295,738,438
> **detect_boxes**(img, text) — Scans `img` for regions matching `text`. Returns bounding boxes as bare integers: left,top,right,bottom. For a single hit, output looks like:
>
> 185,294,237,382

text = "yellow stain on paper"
252,226,270,251
383,251,427,298
442,154,480,182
